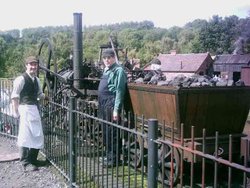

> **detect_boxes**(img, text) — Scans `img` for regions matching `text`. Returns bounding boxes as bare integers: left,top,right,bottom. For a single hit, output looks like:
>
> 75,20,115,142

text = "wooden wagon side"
128,83,250,139
178,86,250,138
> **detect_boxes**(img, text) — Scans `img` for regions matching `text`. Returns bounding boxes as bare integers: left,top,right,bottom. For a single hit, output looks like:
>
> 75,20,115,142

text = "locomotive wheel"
37,38,57,95
81,119,103,149
158,145,180,186
126,133,146,168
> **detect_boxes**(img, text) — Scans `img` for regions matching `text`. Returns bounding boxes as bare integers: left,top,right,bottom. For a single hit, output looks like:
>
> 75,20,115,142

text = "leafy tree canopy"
0,14,249,78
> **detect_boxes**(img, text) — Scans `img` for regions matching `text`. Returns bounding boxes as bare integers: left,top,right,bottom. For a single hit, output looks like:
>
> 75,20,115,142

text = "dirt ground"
0,136,68,188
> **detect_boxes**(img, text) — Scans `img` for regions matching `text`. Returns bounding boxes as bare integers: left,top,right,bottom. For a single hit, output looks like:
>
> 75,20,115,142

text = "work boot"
22,163,38,172
33,160,49,167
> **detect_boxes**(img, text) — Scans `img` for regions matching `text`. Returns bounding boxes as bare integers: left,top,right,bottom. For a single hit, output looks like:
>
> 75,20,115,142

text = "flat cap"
25,56,39,64
102,48,115,58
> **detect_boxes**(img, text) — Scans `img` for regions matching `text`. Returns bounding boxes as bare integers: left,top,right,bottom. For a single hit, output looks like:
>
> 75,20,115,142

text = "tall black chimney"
73,13,83,89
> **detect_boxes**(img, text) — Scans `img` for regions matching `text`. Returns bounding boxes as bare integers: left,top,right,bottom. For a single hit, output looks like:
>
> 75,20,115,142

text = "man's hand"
13,111,20,118
44,96,49,101
12,98,19,118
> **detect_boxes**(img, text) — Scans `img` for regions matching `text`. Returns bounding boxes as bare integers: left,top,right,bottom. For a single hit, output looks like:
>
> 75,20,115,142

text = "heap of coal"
129,71,245,87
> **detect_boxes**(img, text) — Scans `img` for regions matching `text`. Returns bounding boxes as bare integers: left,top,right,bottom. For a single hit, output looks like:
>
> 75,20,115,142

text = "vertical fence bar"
69,97,76,187
228,135,232,188
190,126,194,188
180,123,184,187
243,138,249,187
214,131,218,188
202,128,206,188
141,115,145,187
147,119,158,188
170,122,175,188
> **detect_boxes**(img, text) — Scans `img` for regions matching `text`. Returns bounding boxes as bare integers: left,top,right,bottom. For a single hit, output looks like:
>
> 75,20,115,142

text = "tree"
51,32,73,69
0,37,7,77
0,17,249,78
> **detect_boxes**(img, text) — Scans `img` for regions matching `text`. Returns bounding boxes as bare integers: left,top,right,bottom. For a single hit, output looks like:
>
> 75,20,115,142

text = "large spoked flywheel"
37,38,57,96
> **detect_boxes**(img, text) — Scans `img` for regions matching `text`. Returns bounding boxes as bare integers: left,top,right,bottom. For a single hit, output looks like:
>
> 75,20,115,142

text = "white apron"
17,105,44,149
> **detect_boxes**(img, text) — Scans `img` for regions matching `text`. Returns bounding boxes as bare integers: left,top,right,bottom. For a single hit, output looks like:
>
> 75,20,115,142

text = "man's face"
103,56,115,68
26,62,38,75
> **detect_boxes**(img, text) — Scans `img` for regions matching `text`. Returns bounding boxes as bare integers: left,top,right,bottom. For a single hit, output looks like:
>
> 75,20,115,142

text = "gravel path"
0,136,68,188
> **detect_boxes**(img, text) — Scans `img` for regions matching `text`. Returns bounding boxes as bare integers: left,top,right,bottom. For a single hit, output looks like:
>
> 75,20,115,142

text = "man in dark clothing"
98,49,127,167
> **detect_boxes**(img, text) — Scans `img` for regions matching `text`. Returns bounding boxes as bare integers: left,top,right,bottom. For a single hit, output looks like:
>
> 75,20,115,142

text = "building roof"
157,52,212,72
214,54,250,65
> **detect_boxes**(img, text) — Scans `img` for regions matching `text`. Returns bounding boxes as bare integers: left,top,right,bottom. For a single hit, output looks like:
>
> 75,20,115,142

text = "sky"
0,0,249,31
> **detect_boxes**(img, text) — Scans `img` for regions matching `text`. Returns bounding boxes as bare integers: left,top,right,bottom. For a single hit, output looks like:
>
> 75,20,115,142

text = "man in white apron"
11,56,45,171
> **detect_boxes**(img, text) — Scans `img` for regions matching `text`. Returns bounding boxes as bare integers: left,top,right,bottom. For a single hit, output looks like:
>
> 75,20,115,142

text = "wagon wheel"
37,38,57,96
126,133,147,168
76,102,102,151
158,145,180,186
80,118,103,149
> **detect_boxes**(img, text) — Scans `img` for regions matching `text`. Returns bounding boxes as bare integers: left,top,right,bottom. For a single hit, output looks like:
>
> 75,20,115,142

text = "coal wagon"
128,84,250,138
127,83,250,185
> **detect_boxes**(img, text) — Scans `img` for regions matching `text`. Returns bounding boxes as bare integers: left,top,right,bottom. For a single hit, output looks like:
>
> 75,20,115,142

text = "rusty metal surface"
128,84,250,139
128,83,179,94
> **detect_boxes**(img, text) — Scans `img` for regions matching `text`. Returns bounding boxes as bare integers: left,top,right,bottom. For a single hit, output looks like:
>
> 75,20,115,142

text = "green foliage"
52,32,73,69
0,15,249,77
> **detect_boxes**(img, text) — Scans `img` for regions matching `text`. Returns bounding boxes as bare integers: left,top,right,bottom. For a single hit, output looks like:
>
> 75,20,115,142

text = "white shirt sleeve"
11,76,25,99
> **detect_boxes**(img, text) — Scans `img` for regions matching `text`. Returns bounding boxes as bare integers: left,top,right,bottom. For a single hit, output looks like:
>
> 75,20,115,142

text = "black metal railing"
1,78,250,188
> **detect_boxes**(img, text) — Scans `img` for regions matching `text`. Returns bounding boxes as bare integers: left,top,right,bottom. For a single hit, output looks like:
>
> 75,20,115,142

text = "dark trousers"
102,123,120,156
99,107,121,160
19,147,39,166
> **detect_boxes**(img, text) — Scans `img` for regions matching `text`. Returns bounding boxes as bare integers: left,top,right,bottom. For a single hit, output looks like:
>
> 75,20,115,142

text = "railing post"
147,119,158,188
69,97,76,187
